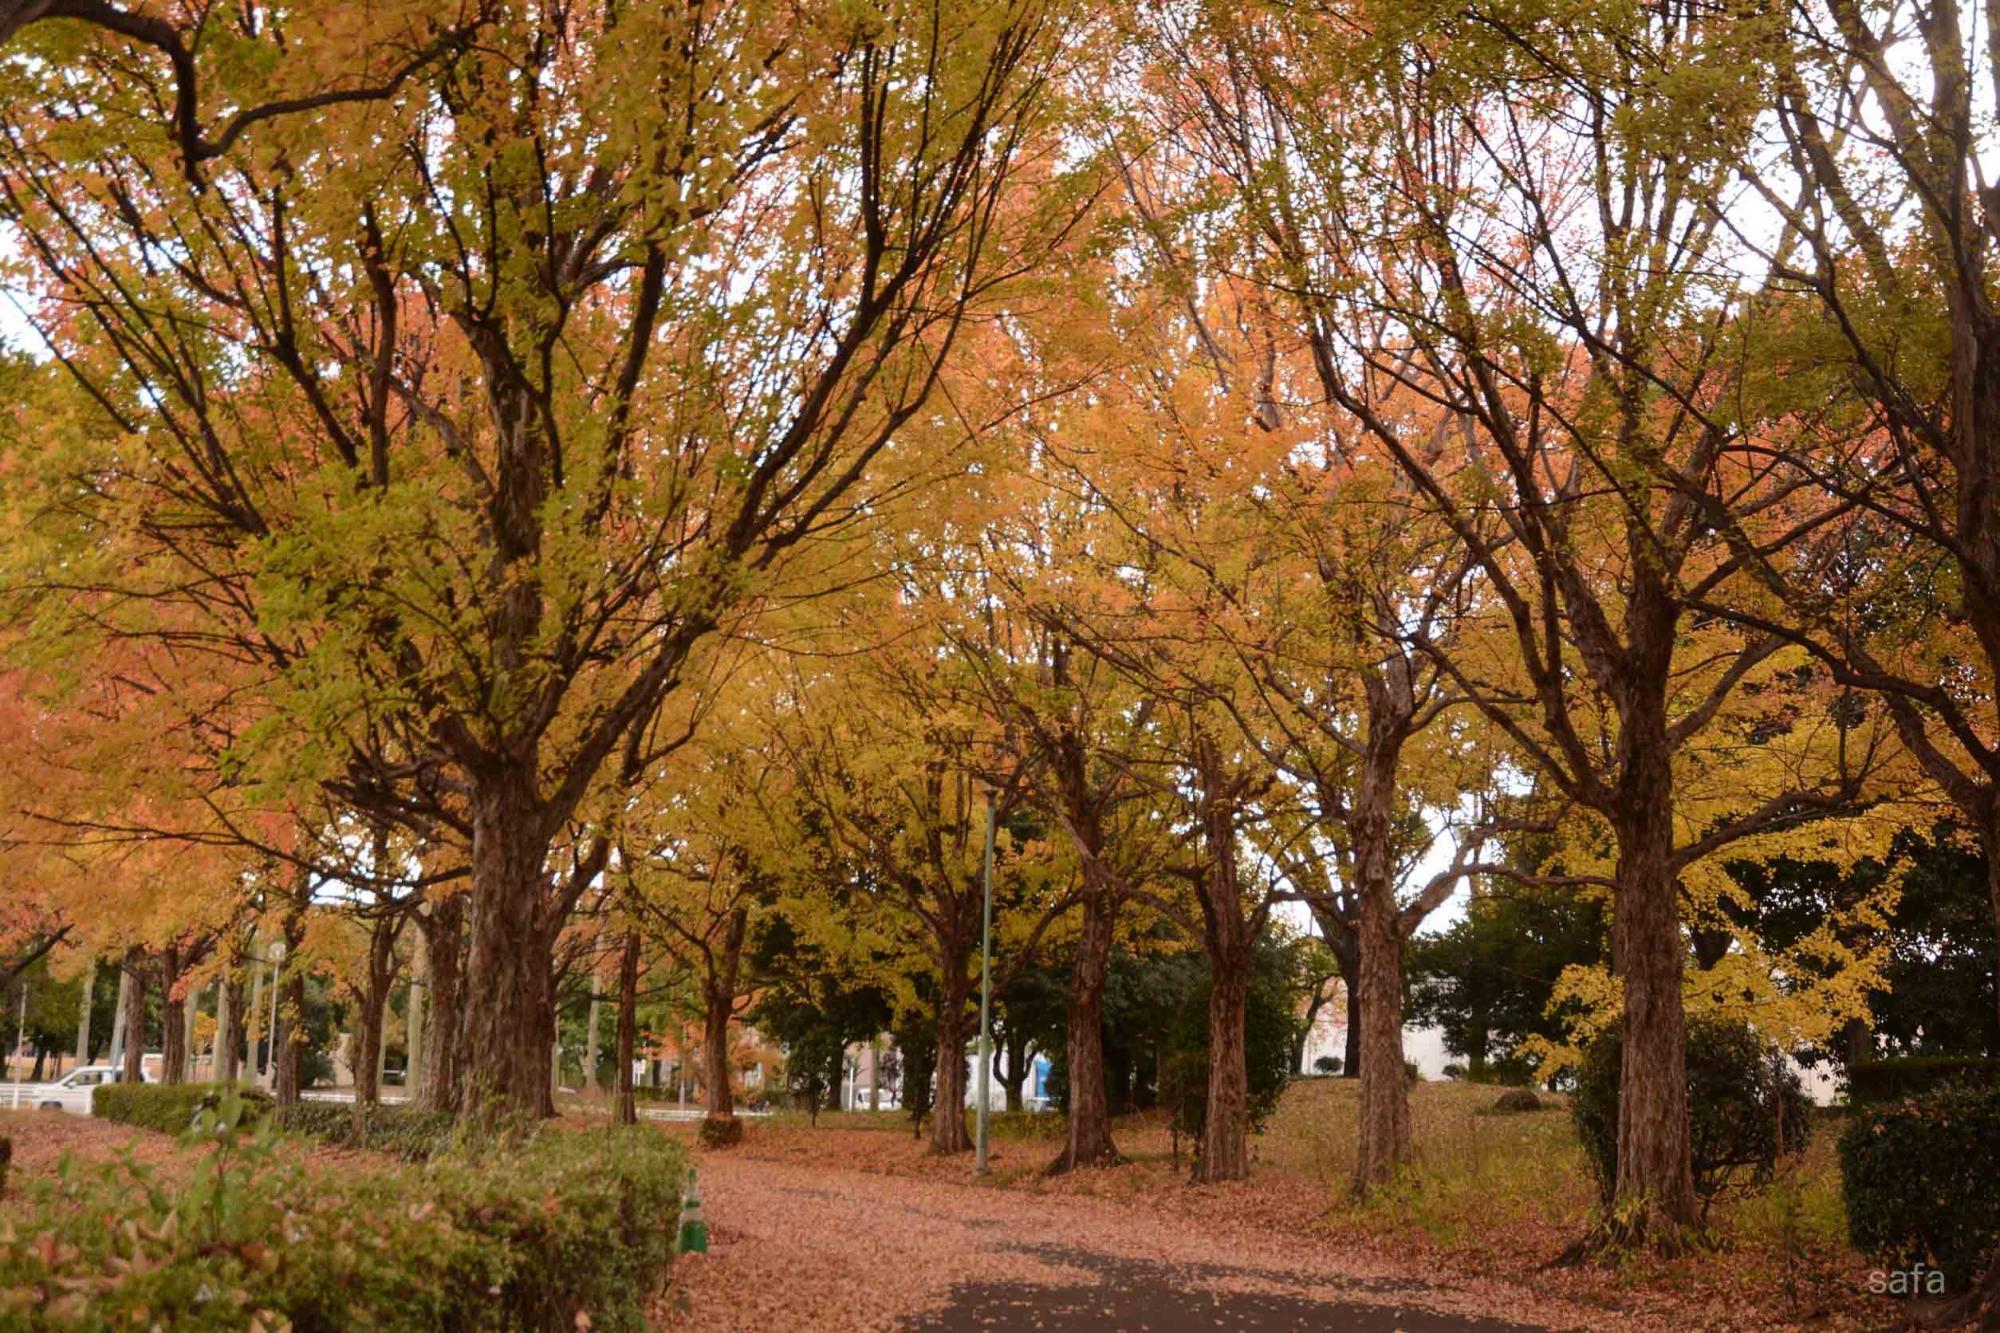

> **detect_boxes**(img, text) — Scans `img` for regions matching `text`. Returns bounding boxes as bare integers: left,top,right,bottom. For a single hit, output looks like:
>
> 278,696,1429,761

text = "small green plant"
92,1080,275,1134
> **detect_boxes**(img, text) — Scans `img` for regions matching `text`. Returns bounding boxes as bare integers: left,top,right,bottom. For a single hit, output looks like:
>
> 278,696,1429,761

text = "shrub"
1492,1088,1543,1114
0,1089,687,1330
1572,1017,1812,1213
1404,1059,1421,1086
1442,1063,1466,1081
1846,1056,2000,1105
1313,1056,1342,1075
274,1100,458,1161
93,1081,274,1135
1840,1082,2000,1289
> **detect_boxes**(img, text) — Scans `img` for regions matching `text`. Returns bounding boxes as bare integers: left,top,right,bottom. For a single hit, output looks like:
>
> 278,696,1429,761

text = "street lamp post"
975,786,997,1174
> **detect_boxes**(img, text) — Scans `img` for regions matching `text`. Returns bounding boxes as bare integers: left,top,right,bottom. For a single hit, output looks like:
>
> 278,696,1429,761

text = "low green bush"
1846,1056,2000,1105
92,1080,274,1134
275,1100,459,1160
1572,1017,1812,1213
0,1089,688,1330
1840,1082,2000,1290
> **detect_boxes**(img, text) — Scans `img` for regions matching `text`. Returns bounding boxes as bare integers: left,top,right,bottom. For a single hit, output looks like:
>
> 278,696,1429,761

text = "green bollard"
677,1166,708,1254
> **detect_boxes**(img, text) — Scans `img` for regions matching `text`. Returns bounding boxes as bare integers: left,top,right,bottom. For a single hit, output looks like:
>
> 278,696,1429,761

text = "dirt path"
658,1149,1602,1331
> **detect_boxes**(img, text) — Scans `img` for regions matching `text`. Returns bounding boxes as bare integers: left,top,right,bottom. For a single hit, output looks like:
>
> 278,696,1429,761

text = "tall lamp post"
975,785,998,1174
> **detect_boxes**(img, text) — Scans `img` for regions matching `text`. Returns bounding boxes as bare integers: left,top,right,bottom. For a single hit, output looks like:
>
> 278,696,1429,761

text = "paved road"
912,1244,1539,1331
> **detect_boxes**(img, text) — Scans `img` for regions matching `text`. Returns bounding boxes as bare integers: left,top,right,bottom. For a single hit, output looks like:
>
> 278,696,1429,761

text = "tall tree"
0,0,1085,1118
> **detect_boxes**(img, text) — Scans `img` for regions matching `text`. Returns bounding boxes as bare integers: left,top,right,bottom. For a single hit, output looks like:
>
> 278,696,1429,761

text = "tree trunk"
1351,860,1410,1192
417,893,466,1112
214,977,234,1083
74,959,95,1069
1199,940,1252,1183
119,951,147,1083
406,928,426,1098
160,945,188,1085
354,918,399,1111
273,913,308,1107
1351,689,1414,1194
615,931,640,1126
222,976,246,1082
931,970,973,1154
460,763,553,1120
1610,728,1699,1242
584,992,601,1092
998,1024,1028,1113
700,906,748,1145
1343,977,1361,1077
1191,734,1252,1183
244,958,265,1079
1052,875,1118,1171
109,962,132,1073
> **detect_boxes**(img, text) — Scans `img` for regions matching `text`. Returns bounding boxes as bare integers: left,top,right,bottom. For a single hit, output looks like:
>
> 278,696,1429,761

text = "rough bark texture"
353,914,401,1111
931,970,973,1155
459,764,553,1119
416,893,466,1112
216,977,238,1083
160,946,188,1085
616,931,640,1126
1351,671,1416,1194
998,1025,1028,1113
699,906,748,1146
1610,686,1699,1240
1052,875,1118,1171
273,969,307,1107
1190,735,1253,1183
118,950,146,1085
584,993,601,1091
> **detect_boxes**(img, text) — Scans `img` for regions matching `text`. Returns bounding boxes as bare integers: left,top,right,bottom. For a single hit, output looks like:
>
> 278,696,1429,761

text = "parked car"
28,1063,153,1115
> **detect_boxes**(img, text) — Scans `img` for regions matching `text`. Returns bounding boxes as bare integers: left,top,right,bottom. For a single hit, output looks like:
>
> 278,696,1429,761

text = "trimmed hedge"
275,1100,459,1161
93,1080,274,1134
1846,1056,2000,1106
1840,1082,2000,1289
0,1090,687,1330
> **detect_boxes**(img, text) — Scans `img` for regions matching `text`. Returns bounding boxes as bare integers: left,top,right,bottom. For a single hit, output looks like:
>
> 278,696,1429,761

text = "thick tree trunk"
1610,716,1699,1242
1351,863,1410,1192
1191,735,1253,1183
616,931,640,1126
931,970,973,1154
1198,940,1252,1183
998,1025,1028,1113
700,906,748,1145
160,946,188,1085
417,894,466,1113
1351,688,1415,1194
273,912,307,1107
1052,876,1118,1171
119,950,146,1085
460,764,553,1120
355,914,401,1111
223,976,246,1082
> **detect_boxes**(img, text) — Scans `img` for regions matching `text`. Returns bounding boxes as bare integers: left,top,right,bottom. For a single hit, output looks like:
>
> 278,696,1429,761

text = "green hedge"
0,1091,688,1330
275,1101,459,1161
93,1080,274,1134
1846,1056,2000,1105
1840,1082,2000,1289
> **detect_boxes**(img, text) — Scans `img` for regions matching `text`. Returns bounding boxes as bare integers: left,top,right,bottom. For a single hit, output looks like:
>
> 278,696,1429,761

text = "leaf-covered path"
656,1146,1591,1331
